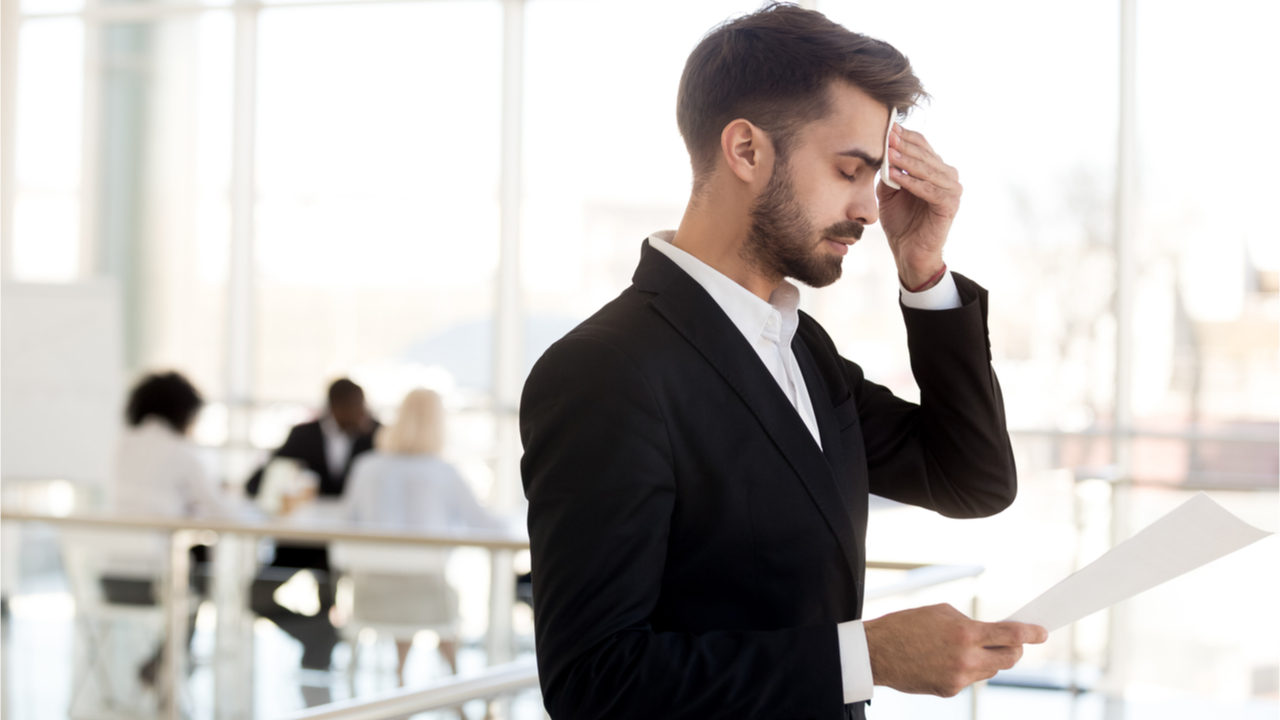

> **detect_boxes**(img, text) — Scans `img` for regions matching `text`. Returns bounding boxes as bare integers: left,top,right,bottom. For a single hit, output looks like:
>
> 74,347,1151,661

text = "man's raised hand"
877,124,962,291
863,603,1047,697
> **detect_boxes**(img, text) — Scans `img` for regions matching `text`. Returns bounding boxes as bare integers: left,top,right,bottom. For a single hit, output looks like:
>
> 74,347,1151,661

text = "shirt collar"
647,230,802,346
138,416,181,437
319,413,346,440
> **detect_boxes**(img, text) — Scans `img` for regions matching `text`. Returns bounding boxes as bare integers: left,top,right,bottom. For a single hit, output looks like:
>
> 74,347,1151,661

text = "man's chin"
790,258,843,289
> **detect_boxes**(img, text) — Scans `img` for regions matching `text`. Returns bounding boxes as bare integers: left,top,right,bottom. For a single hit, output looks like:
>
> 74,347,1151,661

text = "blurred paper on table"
1006,493,1272,632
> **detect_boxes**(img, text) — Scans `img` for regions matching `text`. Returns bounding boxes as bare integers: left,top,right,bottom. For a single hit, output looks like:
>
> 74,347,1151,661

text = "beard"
742,160,863,289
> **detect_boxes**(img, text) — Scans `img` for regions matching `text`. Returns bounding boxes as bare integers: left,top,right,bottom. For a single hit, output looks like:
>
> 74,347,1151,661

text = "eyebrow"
836,148,883,168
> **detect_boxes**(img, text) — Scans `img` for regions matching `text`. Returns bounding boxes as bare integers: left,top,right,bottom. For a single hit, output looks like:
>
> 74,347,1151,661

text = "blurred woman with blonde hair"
337,388,504,681
344,388,497,529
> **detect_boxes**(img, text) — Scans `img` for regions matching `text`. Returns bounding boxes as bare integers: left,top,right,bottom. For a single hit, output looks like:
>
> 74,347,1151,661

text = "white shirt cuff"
899,268,961,310
837,619,874,703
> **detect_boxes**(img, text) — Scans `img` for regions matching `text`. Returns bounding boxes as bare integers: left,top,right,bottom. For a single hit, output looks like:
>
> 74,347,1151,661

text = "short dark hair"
126,371,204,433
677,3,926,183
327,378,364,408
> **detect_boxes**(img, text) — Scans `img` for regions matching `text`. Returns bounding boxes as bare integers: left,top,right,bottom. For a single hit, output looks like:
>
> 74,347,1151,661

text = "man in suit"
247,377,378,670
519,6,1046,719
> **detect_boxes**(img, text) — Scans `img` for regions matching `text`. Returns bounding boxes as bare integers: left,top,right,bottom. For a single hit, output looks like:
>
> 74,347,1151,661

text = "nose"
849,181,879,226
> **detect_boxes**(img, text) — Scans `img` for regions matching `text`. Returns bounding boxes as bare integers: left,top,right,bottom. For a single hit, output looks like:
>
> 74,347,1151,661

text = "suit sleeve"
851,272,1017,518
521,335,844,720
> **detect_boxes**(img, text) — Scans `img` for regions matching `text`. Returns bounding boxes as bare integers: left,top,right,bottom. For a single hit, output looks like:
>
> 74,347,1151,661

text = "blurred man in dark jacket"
247,378,378,670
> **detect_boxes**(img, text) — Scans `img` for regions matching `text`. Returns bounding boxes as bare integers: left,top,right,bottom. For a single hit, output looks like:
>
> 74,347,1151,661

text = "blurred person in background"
345,388,499,532
107,370,231,686
338,387,504,681
112,370,230,519
246,377,379,670
246,377,378,498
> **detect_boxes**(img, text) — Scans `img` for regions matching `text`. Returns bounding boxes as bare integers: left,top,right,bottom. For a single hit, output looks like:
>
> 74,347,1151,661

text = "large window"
520,0,747,317
12,18,83,281
254,1,502,406
3,1,1276,717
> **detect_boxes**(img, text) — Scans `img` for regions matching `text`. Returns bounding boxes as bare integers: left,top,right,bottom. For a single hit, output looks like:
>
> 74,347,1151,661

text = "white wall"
1,280,123,485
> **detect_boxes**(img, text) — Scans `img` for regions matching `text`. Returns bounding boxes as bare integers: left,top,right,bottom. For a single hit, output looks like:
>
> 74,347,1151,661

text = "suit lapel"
634,242,862,584
792,336,863,584
305,422,335,489
793,337,855,514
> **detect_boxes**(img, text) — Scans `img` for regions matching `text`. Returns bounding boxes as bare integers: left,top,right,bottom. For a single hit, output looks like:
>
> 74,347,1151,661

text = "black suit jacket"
519,242,1017,720
246,419,378,498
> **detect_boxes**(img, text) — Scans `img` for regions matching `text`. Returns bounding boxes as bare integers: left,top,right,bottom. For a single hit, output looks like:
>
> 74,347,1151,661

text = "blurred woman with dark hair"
105,371,232,686
111,371,230,518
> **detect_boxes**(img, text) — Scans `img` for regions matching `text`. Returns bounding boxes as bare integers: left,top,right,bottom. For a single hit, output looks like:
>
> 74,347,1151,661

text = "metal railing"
277,562,985,720
1009,429,1279,492
279,658,540,720
863,561,984,602
0,508,529,720
0,510,530,550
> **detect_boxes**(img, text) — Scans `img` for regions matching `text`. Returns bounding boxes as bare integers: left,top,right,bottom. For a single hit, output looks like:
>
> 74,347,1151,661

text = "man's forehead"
805,81,891,156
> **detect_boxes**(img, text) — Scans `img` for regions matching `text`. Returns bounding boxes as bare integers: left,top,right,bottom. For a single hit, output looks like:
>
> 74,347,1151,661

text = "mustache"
823,221,864,241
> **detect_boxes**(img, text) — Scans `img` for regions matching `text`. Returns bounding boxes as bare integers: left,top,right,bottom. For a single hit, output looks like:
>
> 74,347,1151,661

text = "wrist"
862,617,890,687
900,262,947,293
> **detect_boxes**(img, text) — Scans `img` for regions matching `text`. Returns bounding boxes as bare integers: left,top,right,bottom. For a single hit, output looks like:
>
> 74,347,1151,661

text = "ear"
720,119,774,186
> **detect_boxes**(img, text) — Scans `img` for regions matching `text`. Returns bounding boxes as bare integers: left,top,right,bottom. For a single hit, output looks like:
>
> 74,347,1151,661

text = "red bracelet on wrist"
904,263,947,293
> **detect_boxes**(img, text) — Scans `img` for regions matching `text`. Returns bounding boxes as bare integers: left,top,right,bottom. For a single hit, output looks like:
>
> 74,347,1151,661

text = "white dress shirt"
335,452,507,576
319,414,354,479
342,452,505,532
110,417,231,518
647,230,961,704
103,418,232,576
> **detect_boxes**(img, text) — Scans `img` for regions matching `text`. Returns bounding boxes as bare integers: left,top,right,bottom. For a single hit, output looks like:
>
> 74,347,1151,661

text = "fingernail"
891,149,901,159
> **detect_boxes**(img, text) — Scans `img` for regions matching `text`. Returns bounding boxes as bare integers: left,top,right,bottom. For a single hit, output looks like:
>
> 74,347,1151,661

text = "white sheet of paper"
1005,492,1272,632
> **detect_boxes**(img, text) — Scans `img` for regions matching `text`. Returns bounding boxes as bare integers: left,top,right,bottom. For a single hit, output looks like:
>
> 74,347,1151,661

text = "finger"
980,644,1024,671
892,133,958,191
896,126,939,157
889,126,932,159
980,621,1048,647
888,167,957,209
890,148,962,199
888,147,958,190
889,131,958,185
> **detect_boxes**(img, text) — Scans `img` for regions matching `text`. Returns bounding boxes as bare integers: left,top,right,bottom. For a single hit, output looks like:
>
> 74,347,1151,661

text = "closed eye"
835,148,883,182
